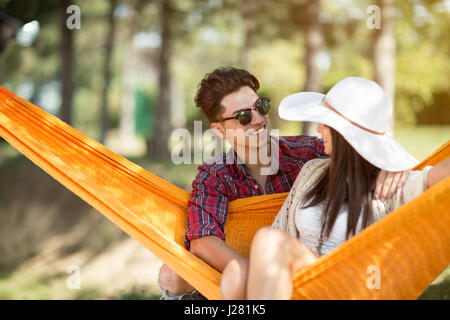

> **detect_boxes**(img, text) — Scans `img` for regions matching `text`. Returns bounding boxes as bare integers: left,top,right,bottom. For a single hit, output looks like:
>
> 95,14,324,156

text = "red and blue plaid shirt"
185,135,326,250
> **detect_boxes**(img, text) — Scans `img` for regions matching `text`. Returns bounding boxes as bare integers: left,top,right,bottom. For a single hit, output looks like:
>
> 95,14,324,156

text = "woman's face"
317,123,332,155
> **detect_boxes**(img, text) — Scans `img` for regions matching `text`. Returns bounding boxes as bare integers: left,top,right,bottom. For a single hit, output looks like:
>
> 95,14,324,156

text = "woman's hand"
373,170,410,201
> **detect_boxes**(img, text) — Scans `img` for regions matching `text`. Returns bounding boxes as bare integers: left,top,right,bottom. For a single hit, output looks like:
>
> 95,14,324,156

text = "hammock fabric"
0,85,449,300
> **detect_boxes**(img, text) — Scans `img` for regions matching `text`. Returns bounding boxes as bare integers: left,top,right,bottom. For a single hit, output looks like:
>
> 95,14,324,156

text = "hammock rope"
0,86,449,300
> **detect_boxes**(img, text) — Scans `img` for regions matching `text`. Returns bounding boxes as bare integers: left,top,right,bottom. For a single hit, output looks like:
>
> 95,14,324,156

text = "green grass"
419,281,450,300
108,286,161,300
0,270,162,300
0,141,20,167
394,125,450,161
419,266,450,300
0,271,54,299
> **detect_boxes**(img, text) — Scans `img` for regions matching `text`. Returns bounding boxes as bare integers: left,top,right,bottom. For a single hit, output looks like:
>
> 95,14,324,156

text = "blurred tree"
245,0,325,134
118,0,145,152
60,0,74,125
117,0,210,157
0,0,60,94
324,0,449,127
0,11,21,54
302,0,323,135
149,0,172,157
394,0,450,126
372,0,396,134
0,0,448,152
99,0,118,144
240,0,257,69
197,0,316,133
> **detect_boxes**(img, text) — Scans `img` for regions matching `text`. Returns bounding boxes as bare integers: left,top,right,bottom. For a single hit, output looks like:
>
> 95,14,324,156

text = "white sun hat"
279,77,419,171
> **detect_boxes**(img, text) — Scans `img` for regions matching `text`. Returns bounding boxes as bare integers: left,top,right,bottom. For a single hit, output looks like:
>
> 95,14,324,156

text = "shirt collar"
225,146,246,179
275,136,297,173
226,135,293,178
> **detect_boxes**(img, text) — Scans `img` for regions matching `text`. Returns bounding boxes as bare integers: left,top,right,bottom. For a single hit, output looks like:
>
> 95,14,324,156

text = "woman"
220,77,450,300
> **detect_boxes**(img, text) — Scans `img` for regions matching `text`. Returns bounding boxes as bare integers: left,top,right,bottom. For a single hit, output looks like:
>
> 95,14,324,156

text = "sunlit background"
0,0,449,299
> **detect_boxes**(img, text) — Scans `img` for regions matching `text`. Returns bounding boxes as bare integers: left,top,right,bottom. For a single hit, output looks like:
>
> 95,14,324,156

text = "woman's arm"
427,157,450,189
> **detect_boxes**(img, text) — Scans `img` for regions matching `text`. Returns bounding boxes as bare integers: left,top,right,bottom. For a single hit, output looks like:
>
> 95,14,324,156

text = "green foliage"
2,0,449,137
394,125,450,161
419,266,450,300
320,0,450,126
394,2,450,125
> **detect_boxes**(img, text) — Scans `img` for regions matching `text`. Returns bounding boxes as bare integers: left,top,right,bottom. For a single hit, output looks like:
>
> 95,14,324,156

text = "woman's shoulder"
301,158,330,174
291,158,330,192
272,157,329,237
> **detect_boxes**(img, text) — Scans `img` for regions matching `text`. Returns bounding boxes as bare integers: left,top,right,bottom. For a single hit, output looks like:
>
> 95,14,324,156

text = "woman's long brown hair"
302,127,381,243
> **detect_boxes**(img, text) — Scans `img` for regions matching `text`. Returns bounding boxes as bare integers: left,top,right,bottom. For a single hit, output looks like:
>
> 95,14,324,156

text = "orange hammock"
0,85,449,300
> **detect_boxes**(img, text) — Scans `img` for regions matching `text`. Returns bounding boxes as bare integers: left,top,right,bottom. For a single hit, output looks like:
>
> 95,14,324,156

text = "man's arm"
158,237,248,296
427,157,450,188
160,167,247,296
191,236,248,300
186,169,248,292
190,235,248,273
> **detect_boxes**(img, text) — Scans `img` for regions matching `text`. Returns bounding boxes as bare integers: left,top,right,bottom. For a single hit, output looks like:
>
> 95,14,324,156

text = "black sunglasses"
214,98,271,126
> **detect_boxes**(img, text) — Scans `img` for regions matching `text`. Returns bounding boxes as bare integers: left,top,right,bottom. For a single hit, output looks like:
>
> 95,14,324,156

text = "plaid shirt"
184,135,326,250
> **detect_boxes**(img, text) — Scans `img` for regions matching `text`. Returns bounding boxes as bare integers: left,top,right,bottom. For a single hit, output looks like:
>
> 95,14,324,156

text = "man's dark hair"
195,67,260,123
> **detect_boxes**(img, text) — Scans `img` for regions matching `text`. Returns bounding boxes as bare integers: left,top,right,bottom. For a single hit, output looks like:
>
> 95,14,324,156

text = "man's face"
211,86,271,152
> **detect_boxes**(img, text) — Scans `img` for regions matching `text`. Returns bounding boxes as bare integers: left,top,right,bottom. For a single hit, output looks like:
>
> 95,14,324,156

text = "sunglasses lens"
257,99,270,115
238,110,252,125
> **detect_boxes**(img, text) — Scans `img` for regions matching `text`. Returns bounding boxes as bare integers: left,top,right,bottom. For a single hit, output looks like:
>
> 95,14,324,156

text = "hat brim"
279,92,419,172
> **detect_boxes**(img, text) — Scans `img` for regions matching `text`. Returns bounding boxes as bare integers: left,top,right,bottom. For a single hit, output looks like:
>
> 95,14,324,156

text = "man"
158,67,408,300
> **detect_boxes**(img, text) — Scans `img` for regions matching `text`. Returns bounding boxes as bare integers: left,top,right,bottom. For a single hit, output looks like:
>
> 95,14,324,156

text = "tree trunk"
60,0,74,125
148,0,172,158
302,0,322,136
372,0,395,135
118,1,141,153
99,0,117,144
241,0,256,70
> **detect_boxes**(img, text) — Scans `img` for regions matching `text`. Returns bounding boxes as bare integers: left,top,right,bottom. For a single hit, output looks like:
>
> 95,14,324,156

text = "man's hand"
373,170,410,201
158,264,194,294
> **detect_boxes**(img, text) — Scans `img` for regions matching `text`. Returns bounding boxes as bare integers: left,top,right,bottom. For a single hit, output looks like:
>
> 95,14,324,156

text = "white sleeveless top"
294,202,361,256
272,158,433,256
